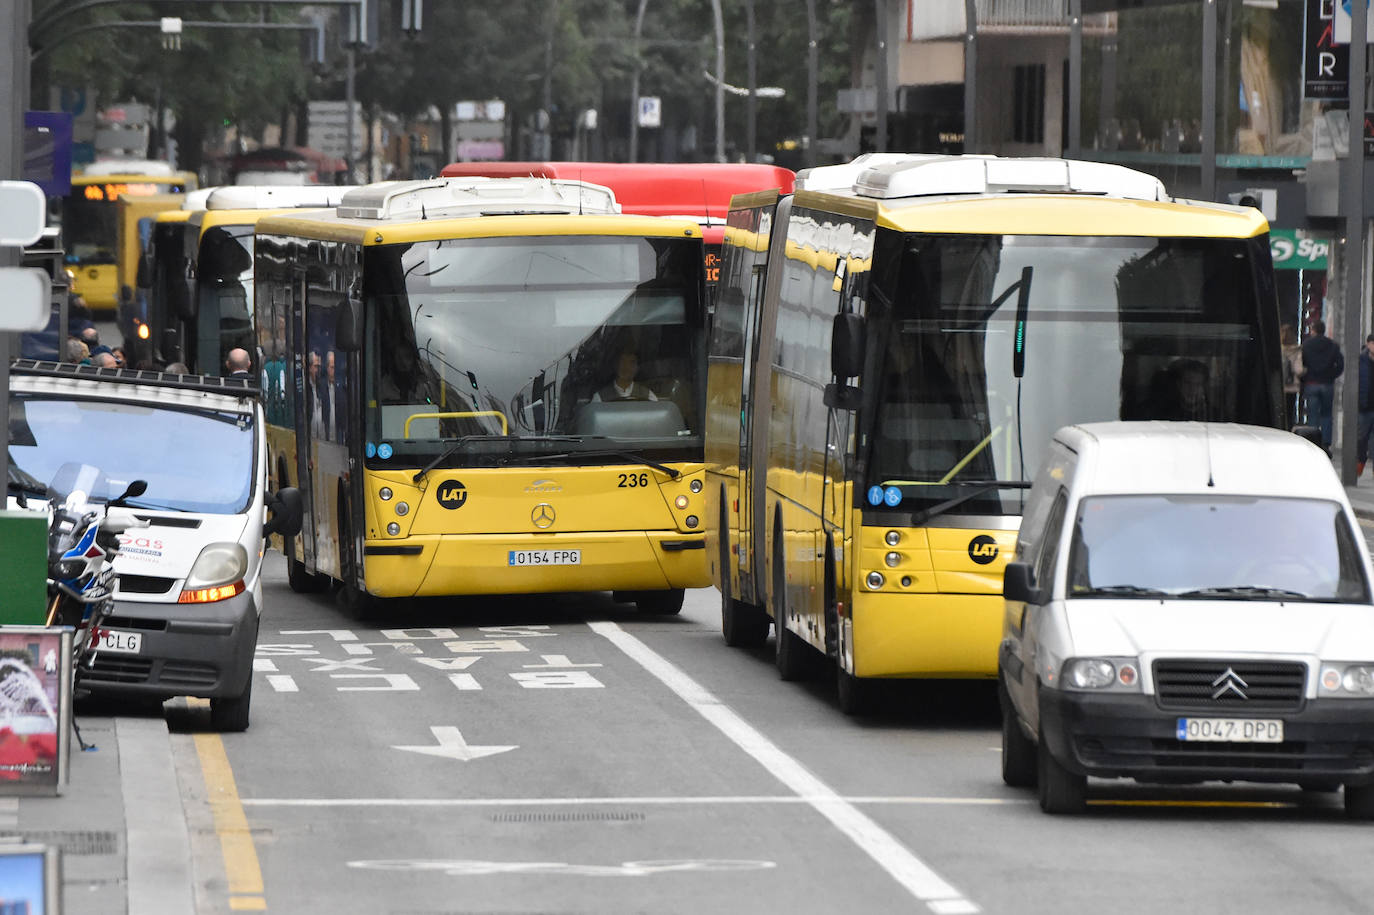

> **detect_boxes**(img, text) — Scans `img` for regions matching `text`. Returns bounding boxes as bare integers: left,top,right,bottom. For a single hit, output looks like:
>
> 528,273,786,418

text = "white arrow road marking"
392,726,517,761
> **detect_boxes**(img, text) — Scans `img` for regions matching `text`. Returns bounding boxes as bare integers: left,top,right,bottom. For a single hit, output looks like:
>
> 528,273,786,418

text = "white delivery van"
1000,422,1374,816
7,360,301,731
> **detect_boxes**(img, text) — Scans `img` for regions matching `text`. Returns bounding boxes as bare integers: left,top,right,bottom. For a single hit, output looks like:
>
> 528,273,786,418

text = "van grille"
116,575,176,595
1153,659,1306,712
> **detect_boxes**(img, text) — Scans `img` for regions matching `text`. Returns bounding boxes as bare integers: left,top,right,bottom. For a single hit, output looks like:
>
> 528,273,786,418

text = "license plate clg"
1176,717,1283,742
508,549,581,567
96,629,142,655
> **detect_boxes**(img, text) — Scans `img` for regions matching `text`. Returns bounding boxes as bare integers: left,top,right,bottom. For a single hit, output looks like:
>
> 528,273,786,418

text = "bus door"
290,262,318,570
742,196,792,605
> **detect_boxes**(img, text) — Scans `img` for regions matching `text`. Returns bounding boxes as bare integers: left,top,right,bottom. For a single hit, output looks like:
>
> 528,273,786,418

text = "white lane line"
587,620,978,914
241,795,1029,808
266,675,298,692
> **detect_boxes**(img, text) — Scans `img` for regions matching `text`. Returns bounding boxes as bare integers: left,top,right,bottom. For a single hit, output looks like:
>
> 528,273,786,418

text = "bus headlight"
884,551,900,567
395,501,409,516
685,515,699,528
675,495,690,509
690,479,702,493
884,530,901,546
866,571,885,590
379,487,393,501
387,522,401,535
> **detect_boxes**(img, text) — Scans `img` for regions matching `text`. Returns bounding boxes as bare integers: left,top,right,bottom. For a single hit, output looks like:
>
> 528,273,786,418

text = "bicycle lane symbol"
347,858,777,877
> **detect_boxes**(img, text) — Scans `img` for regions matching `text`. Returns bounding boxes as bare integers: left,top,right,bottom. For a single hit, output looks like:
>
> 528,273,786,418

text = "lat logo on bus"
968,535,999,565
437,481,468,510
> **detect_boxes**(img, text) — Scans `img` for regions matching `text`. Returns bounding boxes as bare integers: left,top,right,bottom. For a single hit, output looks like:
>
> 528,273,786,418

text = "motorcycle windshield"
46,462,110,508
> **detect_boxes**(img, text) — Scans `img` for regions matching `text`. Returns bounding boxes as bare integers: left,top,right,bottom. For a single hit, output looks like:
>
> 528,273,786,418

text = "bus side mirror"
1003,561,1044,605
135,252,152,290
263,486,303,538
831,312,866,379
335,298,362,352
172,260,196,320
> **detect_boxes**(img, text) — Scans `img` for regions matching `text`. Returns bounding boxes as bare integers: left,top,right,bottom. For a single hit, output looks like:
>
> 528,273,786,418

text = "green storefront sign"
1269,229,1329,271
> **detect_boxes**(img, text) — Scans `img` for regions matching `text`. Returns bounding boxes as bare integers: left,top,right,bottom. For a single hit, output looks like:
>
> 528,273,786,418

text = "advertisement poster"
0,629,71,795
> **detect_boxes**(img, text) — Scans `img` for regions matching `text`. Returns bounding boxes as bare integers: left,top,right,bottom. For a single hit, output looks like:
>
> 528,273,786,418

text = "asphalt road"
157,549,1374,915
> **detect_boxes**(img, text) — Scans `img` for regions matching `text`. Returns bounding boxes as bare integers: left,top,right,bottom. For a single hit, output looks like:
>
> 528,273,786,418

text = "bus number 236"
617,473,650,488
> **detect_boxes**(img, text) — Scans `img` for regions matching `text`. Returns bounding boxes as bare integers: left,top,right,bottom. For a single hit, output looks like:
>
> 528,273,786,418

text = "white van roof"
206,185,359,210
1057,422,1340,501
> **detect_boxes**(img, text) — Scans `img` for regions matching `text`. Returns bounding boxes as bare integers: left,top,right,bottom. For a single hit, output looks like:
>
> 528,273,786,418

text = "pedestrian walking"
1359,335,1374,478
1300,319,1344,448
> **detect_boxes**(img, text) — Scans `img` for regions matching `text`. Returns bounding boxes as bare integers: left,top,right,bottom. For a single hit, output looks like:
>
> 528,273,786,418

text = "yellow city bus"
148,185,357,373
253,178,711,618
63,160,197,311
706,154,1285,713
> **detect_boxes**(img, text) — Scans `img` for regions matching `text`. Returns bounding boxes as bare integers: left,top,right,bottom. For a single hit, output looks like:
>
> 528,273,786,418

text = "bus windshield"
366,235,704,466
866,233,1275,515
63,180,187,265
195,226,256,373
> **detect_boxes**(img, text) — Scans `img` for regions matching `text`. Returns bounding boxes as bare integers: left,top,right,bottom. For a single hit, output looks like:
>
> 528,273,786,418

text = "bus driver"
593,350,657,402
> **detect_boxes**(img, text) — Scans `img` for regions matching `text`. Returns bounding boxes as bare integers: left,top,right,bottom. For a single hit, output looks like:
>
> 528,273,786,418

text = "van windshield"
1067,495,1369,603
9,395,255,514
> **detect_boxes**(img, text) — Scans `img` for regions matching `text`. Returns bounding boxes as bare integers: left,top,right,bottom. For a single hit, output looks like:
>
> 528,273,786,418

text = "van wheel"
210,675,252,733
1345,784,1374,819
636,589,685,615
835,664,872,716
772,548,812,681
1037,735,1086,814
1000,681,1037,788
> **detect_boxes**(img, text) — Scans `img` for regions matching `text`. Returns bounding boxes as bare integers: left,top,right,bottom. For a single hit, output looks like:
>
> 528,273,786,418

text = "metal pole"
629,0,648,163
345,46,356,181
806,0,818,168
874,0,888,153
1201,0,1216,200
1342,0,1367,482
0,0,28,495
963,0,977,153
711,0,725,162
746,0,756,162
1068,0,1081,157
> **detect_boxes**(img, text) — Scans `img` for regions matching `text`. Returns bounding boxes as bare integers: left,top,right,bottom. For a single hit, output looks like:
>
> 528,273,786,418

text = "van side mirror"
335,298,362,352
263,486,304,538
1291,425,1324,450
1003,561,1044,605
831,312,866,379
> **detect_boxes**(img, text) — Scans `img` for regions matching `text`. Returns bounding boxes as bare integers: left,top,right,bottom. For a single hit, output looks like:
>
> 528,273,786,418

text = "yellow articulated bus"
253,178,711,618
706,154,1285,713
62,159,197,311
145,185,358,373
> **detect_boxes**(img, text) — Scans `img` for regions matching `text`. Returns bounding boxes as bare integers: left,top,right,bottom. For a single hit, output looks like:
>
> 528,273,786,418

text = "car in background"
7,360,301,730
1000,422,1374,817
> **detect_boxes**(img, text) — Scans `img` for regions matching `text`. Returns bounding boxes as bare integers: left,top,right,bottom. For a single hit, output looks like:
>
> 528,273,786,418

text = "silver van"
1000,422,1374,816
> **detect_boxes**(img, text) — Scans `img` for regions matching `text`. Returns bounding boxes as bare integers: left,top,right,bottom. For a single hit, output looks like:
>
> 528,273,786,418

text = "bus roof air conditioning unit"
206,185,360,211
335,178,621,221
853,156,1168,202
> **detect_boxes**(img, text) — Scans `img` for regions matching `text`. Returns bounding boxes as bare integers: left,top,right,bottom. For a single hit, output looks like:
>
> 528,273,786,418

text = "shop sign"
1270,229,1330,271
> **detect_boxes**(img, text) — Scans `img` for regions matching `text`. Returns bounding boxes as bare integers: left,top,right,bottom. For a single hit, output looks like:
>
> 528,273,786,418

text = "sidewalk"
1349,483,1374,521
10,707,193,915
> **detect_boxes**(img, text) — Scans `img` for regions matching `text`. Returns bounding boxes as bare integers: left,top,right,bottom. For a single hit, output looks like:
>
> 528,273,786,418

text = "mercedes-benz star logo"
1211,667,1249,700
531,503,556,529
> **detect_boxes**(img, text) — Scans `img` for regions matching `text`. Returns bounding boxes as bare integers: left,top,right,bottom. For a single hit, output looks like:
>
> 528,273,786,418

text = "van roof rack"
334,177,621,221
9,360,260,399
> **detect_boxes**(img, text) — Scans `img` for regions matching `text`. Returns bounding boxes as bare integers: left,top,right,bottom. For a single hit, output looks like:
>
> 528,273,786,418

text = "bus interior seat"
572,400,686,439
381,404,438,439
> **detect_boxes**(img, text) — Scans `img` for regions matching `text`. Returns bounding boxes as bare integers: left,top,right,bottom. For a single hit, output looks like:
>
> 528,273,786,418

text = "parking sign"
638,96,661,128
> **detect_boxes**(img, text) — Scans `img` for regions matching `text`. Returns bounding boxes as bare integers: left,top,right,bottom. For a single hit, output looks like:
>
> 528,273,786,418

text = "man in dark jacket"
1358,336,1374,477
1301,320,1344,448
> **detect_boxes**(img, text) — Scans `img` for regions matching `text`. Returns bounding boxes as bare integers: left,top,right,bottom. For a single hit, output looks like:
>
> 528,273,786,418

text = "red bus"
438,161,795,287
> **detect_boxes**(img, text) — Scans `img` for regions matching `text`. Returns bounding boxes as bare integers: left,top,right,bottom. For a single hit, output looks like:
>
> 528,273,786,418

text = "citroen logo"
1211,667,1249,700
531,503,556,529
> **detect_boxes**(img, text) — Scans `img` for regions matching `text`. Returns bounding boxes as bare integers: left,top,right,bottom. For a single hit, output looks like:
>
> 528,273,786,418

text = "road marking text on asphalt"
587,620,980,915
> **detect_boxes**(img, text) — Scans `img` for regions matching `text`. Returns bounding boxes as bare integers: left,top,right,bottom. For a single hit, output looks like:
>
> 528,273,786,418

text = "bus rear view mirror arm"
1003,561,1044,605
264,487,304,538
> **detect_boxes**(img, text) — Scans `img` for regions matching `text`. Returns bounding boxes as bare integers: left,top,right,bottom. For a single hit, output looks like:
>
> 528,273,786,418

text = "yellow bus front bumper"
850,590,1001,679
363,531,709,598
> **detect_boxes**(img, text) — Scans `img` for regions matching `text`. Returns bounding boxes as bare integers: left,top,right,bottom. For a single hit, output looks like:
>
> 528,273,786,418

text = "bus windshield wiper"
412,435,510,483
902,480,1031,526
512,446,681,480
1175,586,1310,600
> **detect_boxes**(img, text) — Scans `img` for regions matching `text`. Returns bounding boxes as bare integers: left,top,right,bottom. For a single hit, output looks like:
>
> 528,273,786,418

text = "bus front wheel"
285,537,326,594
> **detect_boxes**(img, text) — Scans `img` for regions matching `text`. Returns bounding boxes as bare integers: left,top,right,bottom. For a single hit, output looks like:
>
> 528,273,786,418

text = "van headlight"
1321,665,1374,696
1063,657,1141,691
184,543,248,589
